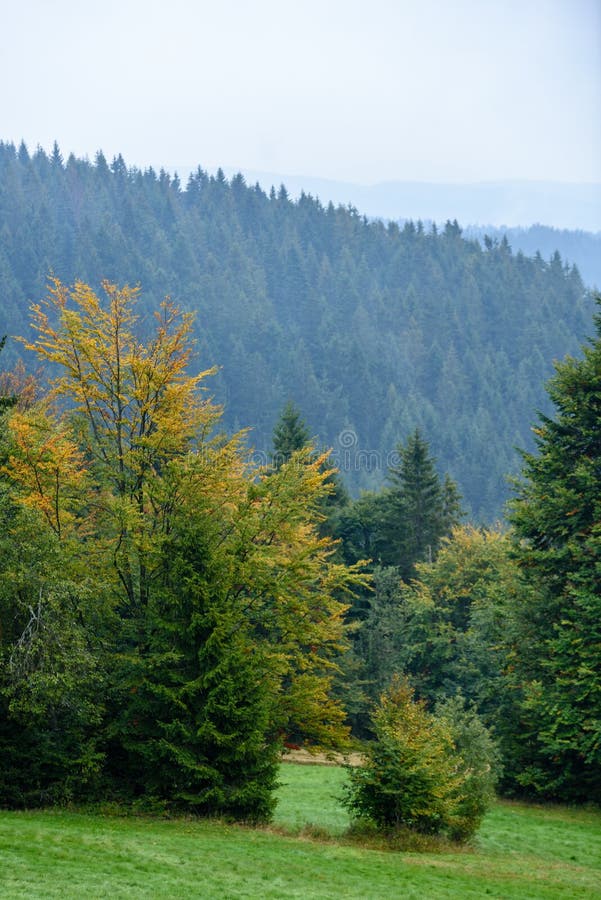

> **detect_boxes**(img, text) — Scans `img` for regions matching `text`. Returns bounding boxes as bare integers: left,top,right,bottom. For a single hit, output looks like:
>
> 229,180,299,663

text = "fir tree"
508,297,601,801
271,401,312,468
382,430,462,578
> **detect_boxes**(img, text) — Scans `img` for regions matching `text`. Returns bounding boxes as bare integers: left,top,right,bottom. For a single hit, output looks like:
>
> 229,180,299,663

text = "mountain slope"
464,224,601,291
0,142,594,519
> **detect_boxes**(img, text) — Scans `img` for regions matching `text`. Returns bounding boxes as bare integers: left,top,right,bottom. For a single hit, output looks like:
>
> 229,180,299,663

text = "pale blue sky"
1,0,599,184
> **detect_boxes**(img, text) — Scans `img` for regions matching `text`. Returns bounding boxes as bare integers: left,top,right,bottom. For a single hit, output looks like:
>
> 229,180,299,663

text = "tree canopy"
0,278,367,816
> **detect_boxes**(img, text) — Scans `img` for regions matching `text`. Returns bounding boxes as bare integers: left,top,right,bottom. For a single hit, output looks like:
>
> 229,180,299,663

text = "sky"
1,0,600,186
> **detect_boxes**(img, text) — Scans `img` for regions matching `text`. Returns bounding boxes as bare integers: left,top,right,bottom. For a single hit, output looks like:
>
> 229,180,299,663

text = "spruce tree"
508,298,601,801
382,430,462,578
271,401,311,468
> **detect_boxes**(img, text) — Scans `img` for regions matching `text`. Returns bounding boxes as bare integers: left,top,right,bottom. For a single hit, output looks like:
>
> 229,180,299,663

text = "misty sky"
2,0,600,185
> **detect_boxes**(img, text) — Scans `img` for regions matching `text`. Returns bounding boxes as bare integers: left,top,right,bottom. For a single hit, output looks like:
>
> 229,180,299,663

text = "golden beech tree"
4,407,88,540
204,446,367,746
5,278,367,815
22,278,220,608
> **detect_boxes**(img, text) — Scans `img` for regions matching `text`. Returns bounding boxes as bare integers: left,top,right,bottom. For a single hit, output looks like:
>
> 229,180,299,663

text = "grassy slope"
0,763,599,899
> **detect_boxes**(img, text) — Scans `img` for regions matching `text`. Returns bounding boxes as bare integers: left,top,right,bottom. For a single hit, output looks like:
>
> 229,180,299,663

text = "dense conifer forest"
0,140,594,520
465,223,601,292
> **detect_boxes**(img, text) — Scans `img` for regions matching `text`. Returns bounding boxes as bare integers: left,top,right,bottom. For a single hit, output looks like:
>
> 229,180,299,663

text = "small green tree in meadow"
343,678,459,835
343,678,498,841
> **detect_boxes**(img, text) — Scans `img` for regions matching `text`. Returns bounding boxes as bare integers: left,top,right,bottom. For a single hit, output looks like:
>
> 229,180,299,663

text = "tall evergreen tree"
381,430,462,578
508,297,601,801
271,401,311,468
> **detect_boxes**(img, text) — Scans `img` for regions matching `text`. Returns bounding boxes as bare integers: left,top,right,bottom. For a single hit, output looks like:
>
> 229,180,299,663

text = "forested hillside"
465,224,601,291
0,141,593,519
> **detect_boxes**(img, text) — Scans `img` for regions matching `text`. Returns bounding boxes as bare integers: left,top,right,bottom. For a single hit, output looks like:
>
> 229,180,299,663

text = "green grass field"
0,762,599,899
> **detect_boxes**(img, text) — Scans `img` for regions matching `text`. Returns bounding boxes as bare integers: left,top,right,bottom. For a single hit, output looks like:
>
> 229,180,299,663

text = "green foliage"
342,678,464,837
343,681,498,841
348,526,534,794
379,429,463,577
271,401,311,468
336,431,462,577
0,378,107,809
106,624,280,822
104,509,281,821
506,297,601,802
331,491,384,573
0,279,366,819
354,566,406,701
379,526,520,711
0,141,593,519
435,695,501,840
0,496,106,807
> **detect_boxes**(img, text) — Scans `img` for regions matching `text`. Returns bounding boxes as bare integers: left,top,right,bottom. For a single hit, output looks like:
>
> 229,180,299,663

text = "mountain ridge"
171,166,601,232
0,141,595,520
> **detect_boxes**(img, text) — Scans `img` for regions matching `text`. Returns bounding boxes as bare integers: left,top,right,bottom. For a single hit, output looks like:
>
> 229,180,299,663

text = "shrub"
435,694,501,840
342,678,460,834
342,678,499,841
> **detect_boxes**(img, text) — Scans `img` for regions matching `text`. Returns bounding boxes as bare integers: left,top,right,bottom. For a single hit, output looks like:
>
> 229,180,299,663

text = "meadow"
0,762,599,899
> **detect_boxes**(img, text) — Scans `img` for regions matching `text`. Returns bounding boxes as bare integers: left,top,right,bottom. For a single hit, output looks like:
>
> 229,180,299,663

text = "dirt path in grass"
282,748,363,766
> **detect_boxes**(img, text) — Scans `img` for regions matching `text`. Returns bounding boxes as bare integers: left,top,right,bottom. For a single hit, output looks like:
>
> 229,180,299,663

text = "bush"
435,694,501,840
342,678,460,834
342,678,499,841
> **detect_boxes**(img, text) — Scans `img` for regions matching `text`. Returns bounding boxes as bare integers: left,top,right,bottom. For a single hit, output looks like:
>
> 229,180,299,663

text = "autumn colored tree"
22,277,219,611
343,678,498,841
5,278,367,816
342,678,461,836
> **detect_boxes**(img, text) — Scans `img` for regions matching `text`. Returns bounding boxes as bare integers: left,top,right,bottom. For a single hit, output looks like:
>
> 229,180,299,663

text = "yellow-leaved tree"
4,278,367,818
22,278,219,607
